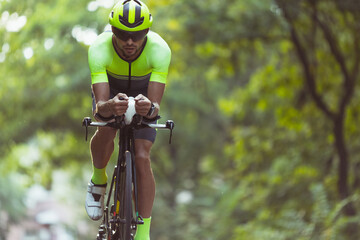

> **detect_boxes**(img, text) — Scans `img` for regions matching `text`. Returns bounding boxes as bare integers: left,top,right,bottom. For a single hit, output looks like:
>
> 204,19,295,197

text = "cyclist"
85,1,171,239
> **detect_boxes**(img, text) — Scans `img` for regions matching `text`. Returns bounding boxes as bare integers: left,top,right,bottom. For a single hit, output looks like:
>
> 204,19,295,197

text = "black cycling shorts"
91,92,157,143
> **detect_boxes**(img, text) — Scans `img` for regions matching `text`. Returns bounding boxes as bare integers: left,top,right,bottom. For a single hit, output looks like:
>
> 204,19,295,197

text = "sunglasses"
112,27,149,42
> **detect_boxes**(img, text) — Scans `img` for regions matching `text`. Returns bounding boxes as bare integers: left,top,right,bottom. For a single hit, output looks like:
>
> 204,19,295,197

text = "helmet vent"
122,0,142,6
119,3,144,28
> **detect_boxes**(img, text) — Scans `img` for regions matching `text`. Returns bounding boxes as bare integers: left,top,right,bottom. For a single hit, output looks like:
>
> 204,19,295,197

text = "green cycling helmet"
109,0,153,32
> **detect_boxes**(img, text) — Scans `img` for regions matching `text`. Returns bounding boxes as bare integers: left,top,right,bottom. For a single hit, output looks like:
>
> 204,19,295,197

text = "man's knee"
136,151,150,163
135,151,152,174
134,140,153,175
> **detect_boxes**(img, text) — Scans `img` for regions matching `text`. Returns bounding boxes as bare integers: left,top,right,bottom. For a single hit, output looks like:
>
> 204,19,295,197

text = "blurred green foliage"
1,0,360,239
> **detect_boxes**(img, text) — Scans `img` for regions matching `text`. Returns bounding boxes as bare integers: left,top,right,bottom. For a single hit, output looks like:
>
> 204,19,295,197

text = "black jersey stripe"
107,71,151,81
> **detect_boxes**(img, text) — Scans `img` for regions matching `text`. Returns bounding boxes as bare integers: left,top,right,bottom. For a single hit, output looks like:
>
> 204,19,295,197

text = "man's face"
112,27,149,59
114,37,145,58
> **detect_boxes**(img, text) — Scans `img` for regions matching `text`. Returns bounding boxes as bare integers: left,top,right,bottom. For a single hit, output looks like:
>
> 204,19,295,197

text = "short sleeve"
149,36,171,84
88,33,113,84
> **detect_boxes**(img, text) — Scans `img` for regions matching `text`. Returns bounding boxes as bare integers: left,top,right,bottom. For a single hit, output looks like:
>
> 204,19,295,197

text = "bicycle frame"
83,114,174,240
108,118,140,239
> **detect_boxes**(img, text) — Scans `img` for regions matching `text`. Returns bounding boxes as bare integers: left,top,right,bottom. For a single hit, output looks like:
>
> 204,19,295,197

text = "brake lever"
169,129,173,144
82,117,92,141
166,120,175,144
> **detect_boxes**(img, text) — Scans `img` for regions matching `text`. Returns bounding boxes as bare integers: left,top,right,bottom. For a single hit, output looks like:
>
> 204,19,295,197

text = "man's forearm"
95,100,113,117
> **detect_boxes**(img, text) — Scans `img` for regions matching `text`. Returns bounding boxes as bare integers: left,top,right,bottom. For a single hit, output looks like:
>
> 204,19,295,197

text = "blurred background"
1,0,360,239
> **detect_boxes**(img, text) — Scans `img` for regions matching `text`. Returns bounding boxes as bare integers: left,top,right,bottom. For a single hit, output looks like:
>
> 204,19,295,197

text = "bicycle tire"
118,151,133,240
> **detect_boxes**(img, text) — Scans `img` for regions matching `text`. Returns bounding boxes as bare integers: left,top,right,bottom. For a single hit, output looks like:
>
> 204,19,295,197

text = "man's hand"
134,94,151,116
108,93,129,116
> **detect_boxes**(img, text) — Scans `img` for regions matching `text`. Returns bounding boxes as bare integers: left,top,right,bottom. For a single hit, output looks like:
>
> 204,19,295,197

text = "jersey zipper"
128,62,132,90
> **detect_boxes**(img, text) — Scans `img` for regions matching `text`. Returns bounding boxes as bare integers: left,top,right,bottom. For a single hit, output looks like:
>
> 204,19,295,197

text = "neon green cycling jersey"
88,30,171,97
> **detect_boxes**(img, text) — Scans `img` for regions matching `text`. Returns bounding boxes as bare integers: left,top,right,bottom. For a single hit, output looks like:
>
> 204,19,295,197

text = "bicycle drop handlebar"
82,114,174,144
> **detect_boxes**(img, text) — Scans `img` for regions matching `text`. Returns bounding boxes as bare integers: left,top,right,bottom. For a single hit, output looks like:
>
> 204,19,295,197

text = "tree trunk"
333,115,356,216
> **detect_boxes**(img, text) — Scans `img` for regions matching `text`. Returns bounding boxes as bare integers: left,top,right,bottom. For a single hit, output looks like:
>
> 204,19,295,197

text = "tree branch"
277,0,335,119
314,14,355,111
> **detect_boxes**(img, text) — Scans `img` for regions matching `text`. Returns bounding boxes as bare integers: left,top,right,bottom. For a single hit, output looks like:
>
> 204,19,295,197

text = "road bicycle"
82,97,174,240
